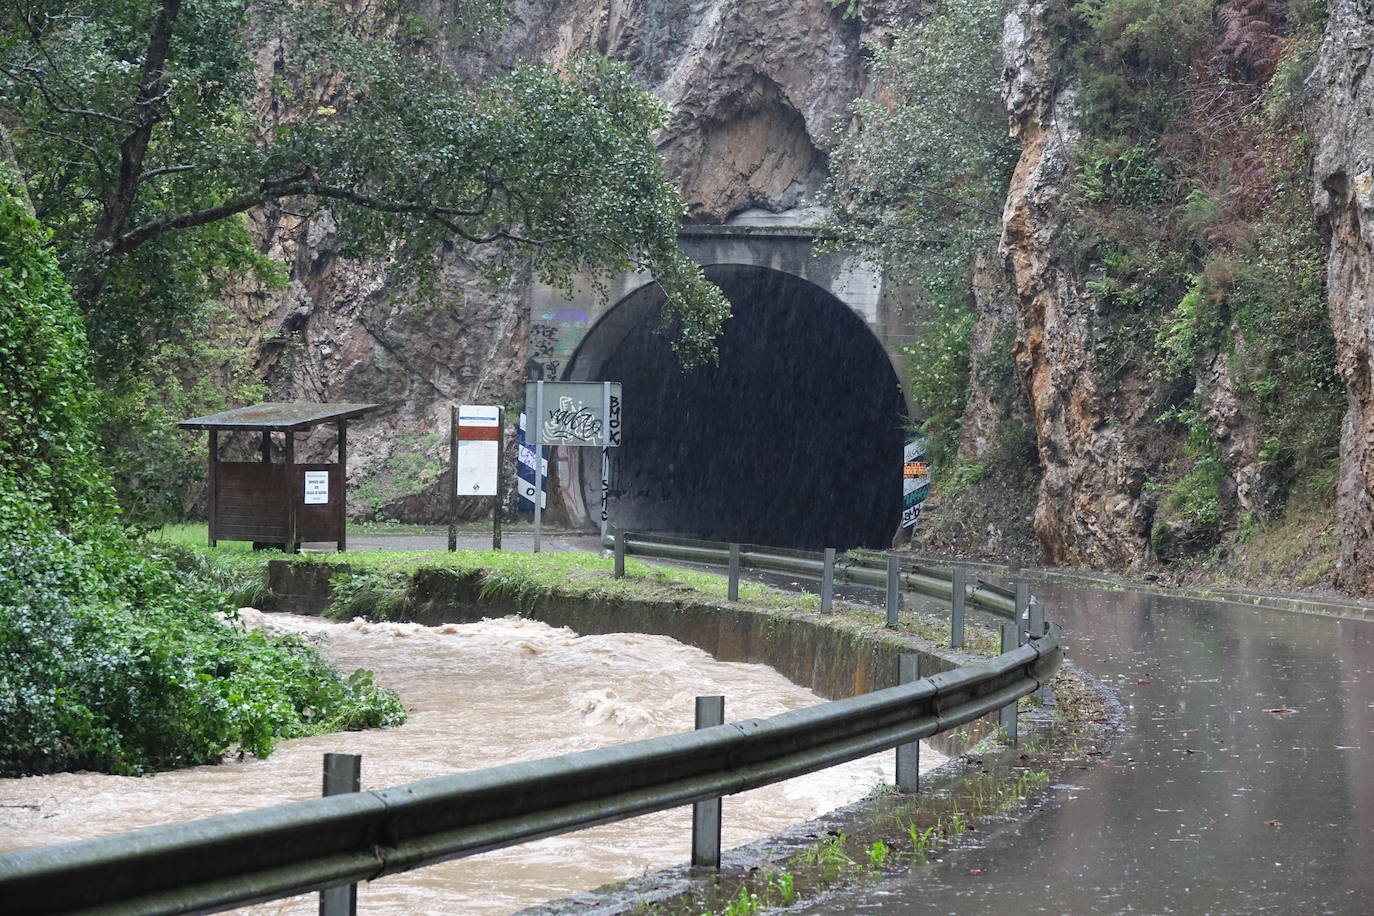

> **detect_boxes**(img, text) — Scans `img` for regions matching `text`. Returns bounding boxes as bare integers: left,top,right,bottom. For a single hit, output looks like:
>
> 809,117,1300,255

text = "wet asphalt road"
793,581,1374,915
316,531,1374,913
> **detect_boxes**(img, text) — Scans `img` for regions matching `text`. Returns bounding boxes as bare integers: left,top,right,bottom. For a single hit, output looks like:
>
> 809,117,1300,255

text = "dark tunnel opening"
565,264,908,550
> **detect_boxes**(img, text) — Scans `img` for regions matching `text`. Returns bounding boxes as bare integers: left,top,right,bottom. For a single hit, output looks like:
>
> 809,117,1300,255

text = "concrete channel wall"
265,560,994,753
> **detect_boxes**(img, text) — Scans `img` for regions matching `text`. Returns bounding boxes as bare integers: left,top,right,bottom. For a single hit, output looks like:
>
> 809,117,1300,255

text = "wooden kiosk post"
179,402,378,552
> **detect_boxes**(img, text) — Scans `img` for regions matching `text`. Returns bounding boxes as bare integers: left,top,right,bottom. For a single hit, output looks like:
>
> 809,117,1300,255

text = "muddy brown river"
0,610,944,913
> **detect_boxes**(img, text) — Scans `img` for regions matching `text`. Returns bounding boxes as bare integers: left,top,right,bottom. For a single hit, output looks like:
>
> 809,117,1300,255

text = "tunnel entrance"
563,264,908,550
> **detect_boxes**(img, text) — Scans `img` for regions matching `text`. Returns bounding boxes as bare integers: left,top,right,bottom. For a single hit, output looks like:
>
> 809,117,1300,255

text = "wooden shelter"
178,402,379,551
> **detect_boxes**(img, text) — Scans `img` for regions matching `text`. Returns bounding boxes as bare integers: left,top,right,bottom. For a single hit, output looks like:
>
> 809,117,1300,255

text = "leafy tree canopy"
0,166,405,776
820,0,1016,465
0,0,728,369
820,0,1016,288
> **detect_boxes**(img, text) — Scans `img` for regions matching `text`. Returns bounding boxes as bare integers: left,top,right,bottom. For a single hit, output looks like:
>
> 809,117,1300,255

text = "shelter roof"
177,402,380,432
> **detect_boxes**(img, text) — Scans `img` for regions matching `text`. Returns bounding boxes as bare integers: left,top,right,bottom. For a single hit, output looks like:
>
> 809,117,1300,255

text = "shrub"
0,168,404,776
904,306,977,469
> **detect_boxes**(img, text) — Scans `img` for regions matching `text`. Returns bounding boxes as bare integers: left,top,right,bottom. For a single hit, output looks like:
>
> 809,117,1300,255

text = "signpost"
516,412,547,515
450,405,504,551
525,381,622,552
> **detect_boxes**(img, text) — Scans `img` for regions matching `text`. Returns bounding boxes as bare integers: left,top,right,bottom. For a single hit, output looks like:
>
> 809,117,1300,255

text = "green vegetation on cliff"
1,0,729,527
1065,0,1338,557
821,0,1016,468
830,0,1340,574
0,170,403,777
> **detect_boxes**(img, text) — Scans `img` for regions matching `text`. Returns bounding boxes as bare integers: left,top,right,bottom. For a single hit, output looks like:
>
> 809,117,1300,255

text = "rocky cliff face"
970,0,1154,567
1311,0,1374,593
475,0,915,221
228,0,914,521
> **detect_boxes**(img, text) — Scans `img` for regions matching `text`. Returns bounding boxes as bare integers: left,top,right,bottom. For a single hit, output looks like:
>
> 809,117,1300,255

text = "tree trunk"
76,0,182,310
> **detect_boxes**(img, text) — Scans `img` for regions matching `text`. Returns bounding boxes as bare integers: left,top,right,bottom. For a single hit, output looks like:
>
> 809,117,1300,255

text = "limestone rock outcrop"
228,0,916,521
993,0,1152,566
1311,0,1374,593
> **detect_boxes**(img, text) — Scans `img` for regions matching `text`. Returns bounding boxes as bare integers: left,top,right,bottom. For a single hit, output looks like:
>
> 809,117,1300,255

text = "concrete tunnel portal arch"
561,264,909,550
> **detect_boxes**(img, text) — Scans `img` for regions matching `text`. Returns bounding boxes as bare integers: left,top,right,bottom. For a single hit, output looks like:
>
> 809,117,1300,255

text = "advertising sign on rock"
901,437,930,530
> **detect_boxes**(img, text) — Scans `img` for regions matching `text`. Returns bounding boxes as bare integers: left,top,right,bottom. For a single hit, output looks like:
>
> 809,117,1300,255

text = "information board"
901,438,930,530
526,381,622,447
304,470,329,505
455,405,501,495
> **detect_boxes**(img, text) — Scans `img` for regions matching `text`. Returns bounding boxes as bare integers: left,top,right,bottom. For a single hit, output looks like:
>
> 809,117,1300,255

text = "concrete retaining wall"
265,559,992,749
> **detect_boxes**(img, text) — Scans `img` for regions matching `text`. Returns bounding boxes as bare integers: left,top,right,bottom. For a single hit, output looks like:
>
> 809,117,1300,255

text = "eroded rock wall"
991,0,1153,567
1311,0,1374,593
226,0,918,521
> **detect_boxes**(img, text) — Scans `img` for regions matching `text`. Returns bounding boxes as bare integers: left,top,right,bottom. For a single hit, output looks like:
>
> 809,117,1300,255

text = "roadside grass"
146,538,828,618
144,533,1010,662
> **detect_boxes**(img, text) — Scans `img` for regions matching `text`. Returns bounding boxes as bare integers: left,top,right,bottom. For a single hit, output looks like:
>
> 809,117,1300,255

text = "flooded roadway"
0,611,944,914
796,581,1374,914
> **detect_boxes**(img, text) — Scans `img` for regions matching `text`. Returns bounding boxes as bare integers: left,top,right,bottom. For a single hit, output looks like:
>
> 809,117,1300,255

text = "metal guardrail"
605,530,1018,617
0,543,1059,916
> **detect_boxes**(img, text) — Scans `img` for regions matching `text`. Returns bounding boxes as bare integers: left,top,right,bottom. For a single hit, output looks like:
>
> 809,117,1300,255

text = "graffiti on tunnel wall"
528,308,590,380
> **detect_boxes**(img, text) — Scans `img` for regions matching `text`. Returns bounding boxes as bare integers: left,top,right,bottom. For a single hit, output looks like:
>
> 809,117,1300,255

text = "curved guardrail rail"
0,545,1059,916
606,530,1019,616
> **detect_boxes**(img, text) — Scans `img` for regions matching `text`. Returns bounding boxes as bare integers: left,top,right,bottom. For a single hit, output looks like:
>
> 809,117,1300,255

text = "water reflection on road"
794,583,1374,914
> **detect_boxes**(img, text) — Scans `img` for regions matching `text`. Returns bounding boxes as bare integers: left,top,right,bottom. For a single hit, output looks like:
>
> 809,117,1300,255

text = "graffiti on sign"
607,392,622,446
545,397,603,444
525,381,622,449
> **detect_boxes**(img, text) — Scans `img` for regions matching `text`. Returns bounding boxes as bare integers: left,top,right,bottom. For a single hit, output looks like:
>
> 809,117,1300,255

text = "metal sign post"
600,381,612,541
448,406,458,552
533,382,544,553
493,407,504,551
527,380,622,553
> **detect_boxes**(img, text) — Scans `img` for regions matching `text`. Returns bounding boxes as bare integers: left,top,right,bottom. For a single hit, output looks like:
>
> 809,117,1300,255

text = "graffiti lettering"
544,397,604,444
607,393,622,446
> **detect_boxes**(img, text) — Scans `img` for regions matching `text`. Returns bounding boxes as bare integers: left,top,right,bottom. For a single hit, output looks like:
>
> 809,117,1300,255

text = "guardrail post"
1015,582,1031,646
896,654,920,792
885,554,901,627
950,567,966,648
613,530,625,579
691,696,725,869
319,753,361,916
1028,595,1047,702
1027,595,1045,639
728,544,740,602
999,623,1019,744
820,548,835,615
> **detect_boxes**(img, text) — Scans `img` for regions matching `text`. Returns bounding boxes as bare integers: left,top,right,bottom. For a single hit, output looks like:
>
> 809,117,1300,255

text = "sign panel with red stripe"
456,405,501,495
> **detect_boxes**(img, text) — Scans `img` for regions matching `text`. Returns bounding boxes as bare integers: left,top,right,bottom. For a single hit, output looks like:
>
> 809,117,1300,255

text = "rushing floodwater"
0,610,944,913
